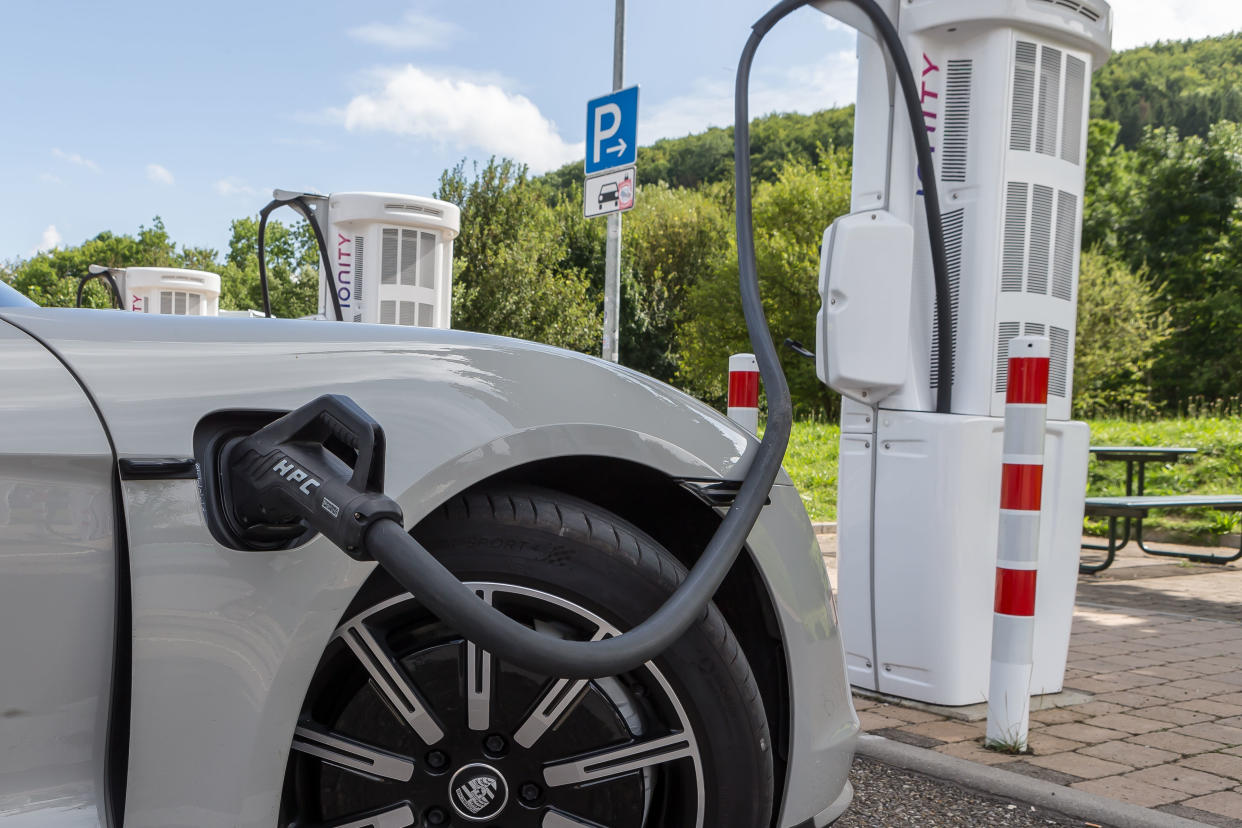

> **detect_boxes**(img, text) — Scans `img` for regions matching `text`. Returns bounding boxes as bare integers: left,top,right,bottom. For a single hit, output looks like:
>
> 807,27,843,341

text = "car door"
0,317,117,826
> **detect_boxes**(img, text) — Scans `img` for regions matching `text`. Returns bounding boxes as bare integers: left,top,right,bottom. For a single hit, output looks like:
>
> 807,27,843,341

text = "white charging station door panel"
816,211,914,404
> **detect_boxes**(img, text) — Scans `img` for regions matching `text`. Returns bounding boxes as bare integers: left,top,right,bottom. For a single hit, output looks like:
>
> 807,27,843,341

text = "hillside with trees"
1092,33,1242,147
4,32,1241,419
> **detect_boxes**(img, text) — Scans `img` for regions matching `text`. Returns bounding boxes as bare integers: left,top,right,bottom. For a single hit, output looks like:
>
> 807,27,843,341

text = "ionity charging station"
307,192,461,328
815,0,1113,705
79,265,222,317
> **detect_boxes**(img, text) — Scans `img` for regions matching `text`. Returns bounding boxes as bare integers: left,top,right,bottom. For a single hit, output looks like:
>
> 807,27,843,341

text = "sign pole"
602,0,625,363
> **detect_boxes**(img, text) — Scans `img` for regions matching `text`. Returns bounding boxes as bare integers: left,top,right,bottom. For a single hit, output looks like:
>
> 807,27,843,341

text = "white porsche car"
0,280,856,828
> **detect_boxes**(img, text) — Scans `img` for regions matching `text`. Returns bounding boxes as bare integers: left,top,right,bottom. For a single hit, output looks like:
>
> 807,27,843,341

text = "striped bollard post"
986,335,1050,751
727,353,760,434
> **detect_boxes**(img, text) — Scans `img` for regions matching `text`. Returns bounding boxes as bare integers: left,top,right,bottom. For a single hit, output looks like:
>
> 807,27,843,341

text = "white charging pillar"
316,192,461,327
818,0,1112,705
115,267,221,316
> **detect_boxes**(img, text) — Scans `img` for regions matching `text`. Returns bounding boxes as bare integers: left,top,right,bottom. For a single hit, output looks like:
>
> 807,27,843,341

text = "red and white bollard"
986,335,1050,750
727,353,760,434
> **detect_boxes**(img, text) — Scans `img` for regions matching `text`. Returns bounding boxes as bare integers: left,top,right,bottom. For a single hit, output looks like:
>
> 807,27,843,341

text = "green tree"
1105,122,1242,403
3,217,206,308
218,216,319,318
678,152,851,416
1081,119,1138,253
1072,249,1169,417
437,158,600,351
540,107,856,198
1093,33,1242,147
1115,123,1242,286
617,181,732,383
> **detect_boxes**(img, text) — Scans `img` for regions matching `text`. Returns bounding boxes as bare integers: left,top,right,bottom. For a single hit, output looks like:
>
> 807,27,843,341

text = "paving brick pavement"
822,531,1242,826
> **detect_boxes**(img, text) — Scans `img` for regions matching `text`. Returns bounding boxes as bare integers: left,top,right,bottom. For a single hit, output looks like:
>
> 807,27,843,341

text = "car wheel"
281,486,774,827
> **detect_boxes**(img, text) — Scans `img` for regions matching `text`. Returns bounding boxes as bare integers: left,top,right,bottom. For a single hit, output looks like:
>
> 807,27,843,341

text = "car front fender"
2,309,850,827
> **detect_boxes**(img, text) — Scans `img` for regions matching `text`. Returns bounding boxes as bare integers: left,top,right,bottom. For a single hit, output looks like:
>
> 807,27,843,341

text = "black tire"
282,486,773,828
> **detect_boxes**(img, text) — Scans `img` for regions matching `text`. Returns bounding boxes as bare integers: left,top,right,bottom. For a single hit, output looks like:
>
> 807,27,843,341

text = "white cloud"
1111,0,1240,50
28,225,61,256
51,148,100,173
215,176,257,197
146,163,174,185
641,50,857,143
349,10,458,50
338,65,582,172
39,172,62,184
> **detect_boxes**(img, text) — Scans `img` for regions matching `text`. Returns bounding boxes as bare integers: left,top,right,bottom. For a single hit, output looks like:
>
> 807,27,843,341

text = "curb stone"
855,733,1207,828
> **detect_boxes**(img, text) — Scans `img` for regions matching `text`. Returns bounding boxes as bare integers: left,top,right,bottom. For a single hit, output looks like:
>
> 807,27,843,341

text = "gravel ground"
835,757,1107,827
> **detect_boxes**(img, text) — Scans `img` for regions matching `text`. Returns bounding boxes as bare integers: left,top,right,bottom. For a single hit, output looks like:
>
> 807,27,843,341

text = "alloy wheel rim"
286,583,706,827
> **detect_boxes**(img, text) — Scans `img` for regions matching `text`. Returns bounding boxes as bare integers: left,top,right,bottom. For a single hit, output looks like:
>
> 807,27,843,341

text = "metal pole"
602,0,625,362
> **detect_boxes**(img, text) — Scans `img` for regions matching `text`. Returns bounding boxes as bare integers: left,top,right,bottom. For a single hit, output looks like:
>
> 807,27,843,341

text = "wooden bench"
1082,495,1242,573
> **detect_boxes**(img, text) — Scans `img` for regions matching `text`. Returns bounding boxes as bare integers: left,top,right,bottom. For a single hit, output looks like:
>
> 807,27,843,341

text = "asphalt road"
836,757,1106,827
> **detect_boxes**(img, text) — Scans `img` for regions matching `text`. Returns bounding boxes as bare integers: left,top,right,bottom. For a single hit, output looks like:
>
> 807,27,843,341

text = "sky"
1,0,1237,262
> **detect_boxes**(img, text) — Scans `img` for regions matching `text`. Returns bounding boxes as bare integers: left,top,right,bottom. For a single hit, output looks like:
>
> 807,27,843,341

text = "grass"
780,416,1242,534
780,419,840,521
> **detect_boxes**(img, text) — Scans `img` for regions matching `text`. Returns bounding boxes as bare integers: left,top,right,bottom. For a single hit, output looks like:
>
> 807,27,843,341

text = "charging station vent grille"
1028,185,1054,295
994,322,1022,393
942,60,972,183
353,236,364,322
380,300,434,327
384,202,444,218
382,227,435,291
1031,0,1102,23
1002,182,1028,292
381,228,398,285
1052,192,1078,300
929,207,964,390
1061,56,1086,164
1002,183,1078,301
158,290,200,316
1011,42,1089,165
420,232,436,288
1035,46,1062,156
400,231,419,286
1050,326,1070,397
1010,42,1038,151
993,322,1070,398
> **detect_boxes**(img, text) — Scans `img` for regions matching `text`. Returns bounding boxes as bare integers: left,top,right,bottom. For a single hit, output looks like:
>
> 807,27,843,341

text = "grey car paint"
0,323,114,826
1,307,857,827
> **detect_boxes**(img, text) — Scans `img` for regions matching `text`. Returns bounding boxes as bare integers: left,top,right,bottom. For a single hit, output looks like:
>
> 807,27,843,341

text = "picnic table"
1081,445,1242,573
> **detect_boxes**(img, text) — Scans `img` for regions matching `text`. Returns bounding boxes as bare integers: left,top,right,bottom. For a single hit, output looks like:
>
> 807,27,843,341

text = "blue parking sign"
585,86,638,175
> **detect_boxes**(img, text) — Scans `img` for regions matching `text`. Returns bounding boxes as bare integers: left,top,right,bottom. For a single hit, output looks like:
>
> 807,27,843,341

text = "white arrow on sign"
606,139,627,156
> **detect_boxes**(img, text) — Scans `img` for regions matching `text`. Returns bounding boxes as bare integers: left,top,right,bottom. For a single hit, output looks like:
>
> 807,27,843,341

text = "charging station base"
837,411,1089,707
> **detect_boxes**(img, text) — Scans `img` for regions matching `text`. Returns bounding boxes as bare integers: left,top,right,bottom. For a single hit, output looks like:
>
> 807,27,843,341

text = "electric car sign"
585,86,638,174
584,166,636,218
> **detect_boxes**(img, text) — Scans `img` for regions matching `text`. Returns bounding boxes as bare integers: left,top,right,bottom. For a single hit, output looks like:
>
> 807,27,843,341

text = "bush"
677,153,850,417
1073,248,1169,418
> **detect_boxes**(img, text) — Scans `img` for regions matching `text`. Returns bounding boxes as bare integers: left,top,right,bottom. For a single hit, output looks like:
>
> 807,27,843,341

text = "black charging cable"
257,195,343,321
228,0,950,679
73,268,123,309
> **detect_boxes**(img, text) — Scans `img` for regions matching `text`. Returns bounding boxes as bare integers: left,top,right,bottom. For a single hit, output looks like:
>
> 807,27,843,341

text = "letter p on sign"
593,104,621,165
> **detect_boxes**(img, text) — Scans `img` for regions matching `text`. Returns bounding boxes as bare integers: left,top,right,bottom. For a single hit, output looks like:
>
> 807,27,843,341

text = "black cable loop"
288,0,954,678
257,196,343,321
75,270,123,309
